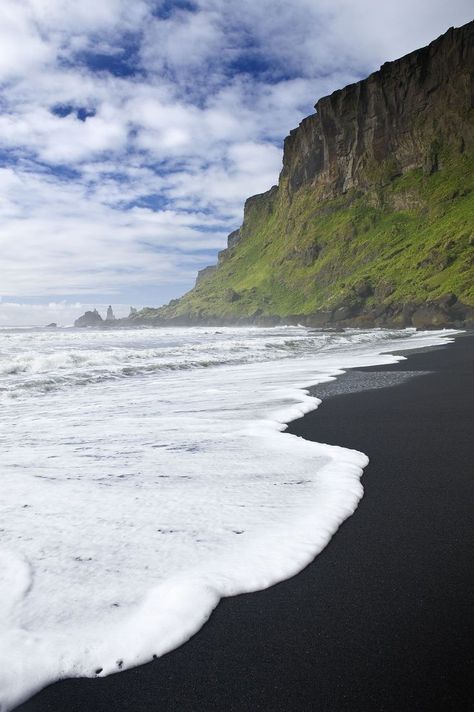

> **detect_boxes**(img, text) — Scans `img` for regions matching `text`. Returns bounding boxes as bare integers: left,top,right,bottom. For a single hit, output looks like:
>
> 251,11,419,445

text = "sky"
0,0,472,325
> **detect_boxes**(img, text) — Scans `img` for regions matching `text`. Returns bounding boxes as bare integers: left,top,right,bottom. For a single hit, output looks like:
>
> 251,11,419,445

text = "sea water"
0,325,454,709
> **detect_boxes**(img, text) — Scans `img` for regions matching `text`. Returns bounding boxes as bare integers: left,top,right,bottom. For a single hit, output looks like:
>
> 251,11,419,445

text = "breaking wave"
0,325,455,710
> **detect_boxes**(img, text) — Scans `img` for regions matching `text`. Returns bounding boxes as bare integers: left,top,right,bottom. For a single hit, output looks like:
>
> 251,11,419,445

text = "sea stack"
106,305,115,321
74,309,103,327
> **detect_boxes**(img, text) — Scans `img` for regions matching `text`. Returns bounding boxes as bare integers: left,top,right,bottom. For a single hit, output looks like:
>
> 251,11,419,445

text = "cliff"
135,21,474,328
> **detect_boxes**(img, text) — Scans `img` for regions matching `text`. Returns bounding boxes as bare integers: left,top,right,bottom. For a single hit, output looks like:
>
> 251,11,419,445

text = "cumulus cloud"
0,166,224,297
0,0,472,322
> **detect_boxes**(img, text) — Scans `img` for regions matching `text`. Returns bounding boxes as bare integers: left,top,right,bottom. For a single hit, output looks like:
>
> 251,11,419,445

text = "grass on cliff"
146,151,474,320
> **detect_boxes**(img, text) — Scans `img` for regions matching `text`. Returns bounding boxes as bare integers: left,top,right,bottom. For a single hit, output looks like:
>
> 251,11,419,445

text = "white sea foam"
0,326,455,710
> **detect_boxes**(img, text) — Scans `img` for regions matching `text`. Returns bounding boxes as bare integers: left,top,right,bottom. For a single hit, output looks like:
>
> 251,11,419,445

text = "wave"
0,327,456,710
0,326,429,399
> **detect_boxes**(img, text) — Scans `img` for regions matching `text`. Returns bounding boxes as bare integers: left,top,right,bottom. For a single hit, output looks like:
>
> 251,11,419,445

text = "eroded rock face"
195,265,217,287
74,309,103,328
304,296,474,330
281,22,474,197
225,289,241,303
217,229,243,264
227,229,241,249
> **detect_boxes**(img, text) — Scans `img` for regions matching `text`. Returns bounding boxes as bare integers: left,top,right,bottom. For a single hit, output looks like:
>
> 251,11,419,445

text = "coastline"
16,332,473,712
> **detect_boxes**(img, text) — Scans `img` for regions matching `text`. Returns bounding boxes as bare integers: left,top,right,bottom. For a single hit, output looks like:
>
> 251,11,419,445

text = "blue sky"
0,0,472,325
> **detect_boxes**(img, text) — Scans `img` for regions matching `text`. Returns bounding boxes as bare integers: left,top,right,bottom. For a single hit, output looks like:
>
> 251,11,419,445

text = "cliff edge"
135,21,474,328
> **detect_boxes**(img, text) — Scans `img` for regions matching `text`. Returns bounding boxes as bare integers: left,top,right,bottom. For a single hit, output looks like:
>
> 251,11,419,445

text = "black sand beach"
17,332,473,712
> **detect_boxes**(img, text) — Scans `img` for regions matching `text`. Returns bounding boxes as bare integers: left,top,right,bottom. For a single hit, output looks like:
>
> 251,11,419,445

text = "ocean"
0,325,454,709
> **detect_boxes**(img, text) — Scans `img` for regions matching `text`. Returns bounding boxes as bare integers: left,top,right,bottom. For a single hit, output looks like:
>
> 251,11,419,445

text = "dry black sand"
16,333,473,712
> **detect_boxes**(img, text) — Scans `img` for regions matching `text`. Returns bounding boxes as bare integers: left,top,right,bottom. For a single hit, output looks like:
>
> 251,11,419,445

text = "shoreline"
16,332,473,711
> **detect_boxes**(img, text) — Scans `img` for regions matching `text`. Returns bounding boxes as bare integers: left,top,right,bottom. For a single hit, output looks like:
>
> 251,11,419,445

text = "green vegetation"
142,149,473,323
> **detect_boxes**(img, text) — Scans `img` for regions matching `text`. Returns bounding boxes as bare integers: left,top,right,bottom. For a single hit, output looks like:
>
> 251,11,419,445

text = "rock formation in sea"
74,309,103,328
106,305,115,321
130,21,474,329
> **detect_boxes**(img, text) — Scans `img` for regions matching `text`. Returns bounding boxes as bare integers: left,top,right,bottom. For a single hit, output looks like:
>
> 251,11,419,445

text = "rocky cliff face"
134,21,474,329
281,23,474,197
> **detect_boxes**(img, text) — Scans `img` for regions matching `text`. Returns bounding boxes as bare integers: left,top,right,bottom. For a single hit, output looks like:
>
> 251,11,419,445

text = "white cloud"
27,0,148,32
0,167,225,297
140,7,223,76
0,107,127,164
0,2,53,80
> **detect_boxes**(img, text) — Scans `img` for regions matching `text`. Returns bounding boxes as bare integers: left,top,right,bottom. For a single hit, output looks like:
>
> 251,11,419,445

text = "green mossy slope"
141,150,473,326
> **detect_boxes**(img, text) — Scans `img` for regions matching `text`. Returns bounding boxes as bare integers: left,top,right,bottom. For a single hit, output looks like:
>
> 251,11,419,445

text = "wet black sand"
17,332,473,712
